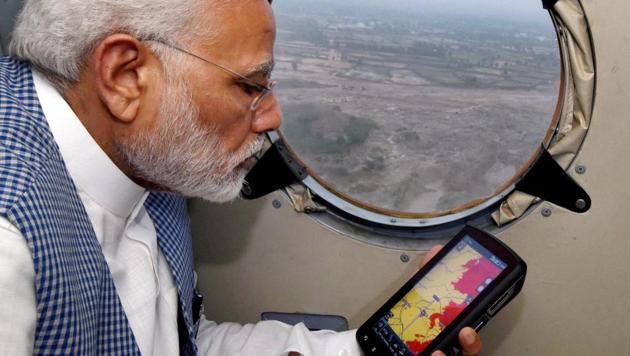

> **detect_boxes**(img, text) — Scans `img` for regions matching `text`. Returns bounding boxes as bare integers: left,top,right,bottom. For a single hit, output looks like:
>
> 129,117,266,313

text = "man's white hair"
9,0,266,202
9,0,216,85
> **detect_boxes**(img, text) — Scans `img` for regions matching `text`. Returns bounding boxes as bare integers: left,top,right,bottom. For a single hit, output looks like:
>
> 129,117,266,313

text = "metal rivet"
400,254,410,263
272,200,282,209
576,199,586,210
541,207,552,217
575,165,587,175
241,181,252,196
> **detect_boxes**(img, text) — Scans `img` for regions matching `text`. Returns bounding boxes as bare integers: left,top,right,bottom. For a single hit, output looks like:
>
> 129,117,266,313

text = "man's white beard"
115,70,263,203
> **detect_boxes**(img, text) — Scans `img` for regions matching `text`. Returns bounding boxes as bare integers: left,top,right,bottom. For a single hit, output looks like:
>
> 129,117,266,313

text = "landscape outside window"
274,0,561,213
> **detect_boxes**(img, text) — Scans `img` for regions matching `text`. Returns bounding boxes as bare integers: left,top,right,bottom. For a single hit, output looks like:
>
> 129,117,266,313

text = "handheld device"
356,226,527,356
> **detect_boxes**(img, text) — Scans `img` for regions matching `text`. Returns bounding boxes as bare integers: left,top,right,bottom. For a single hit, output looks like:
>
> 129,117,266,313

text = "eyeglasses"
148,39,277,111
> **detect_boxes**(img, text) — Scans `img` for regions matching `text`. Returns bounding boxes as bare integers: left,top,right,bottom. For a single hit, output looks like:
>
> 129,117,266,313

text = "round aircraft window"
274,0,561,219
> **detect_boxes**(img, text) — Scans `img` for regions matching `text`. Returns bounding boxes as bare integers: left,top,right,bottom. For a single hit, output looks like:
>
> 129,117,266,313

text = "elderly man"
0,0,482,355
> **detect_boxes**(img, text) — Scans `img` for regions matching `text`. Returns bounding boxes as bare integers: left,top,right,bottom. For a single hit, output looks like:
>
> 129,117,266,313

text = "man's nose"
252,95,282,133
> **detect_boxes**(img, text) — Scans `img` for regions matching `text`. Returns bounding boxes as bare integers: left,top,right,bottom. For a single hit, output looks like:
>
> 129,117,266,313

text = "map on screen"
374,236,507,355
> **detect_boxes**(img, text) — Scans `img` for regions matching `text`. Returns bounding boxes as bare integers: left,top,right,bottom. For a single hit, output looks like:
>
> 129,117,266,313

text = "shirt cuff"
197,316,363,356
280,323,362,356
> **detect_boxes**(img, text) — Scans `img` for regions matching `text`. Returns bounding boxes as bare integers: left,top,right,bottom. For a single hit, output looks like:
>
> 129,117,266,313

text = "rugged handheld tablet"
357,226,527,356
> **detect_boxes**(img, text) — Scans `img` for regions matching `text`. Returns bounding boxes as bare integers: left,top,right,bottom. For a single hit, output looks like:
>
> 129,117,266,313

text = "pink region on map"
452,258,503,298
428,301,466,330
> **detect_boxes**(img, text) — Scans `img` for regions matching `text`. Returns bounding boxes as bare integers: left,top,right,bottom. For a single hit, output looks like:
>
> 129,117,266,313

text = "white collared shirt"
0,71,360,356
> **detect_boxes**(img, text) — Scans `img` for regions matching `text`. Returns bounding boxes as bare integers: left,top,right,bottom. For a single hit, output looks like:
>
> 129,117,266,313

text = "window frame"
270,0,594,240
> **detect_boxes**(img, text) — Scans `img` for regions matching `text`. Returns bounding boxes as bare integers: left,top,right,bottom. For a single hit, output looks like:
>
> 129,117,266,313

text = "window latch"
241,134,308,200
515,148,591,213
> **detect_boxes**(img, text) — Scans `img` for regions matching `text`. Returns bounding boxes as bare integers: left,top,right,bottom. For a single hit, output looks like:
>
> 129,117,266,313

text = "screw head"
541,207,552,217
400,254,410,263
575,165,587,175
241,181,252,196
272,200,282,209
390,218,398,224
576,199,587,210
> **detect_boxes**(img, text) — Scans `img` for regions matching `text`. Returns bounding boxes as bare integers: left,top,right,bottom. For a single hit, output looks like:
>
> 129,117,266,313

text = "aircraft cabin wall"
190,0,630,355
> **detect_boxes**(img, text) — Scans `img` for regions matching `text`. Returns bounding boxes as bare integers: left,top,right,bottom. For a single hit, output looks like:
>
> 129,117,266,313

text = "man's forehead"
207,0,276,43
201,0,276,76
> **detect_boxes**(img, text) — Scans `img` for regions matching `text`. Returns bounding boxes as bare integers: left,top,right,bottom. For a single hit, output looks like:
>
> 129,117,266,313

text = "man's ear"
93,34,159,123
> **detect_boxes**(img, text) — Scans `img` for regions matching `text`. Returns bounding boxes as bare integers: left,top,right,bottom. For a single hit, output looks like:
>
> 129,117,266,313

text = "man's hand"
422,246,483,356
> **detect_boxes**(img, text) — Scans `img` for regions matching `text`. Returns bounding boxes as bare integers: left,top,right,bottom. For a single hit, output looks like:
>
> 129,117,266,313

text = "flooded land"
273,1,561,212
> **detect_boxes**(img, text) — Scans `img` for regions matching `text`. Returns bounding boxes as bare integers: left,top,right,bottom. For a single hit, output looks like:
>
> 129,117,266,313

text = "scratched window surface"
273,0,560,213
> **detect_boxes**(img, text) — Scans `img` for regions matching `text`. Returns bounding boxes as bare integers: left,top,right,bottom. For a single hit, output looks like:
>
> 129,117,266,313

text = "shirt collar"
32,70,147,218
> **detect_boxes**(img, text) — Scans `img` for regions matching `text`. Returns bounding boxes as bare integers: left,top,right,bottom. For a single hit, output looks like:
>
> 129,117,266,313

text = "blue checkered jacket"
0,57,201,355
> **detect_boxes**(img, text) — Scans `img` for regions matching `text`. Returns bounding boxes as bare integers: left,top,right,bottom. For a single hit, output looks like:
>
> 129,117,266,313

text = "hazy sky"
277,0,549,23
367,0,543,17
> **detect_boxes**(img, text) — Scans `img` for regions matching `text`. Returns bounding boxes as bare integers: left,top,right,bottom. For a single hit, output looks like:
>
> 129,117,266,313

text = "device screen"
372,235,508,355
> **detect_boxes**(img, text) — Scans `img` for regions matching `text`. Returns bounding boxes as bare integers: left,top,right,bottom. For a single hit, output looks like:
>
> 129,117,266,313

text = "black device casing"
356,226,527,356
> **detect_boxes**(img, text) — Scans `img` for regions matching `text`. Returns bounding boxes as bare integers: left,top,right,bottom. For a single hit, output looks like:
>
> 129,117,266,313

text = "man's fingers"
459,327,482,356
419,245,443,268
431,351,447,356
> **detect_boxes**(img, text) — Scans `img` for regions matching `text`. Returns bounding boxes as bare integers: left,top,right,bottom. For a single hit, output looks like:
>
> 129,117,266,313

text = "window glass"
274,0,561,213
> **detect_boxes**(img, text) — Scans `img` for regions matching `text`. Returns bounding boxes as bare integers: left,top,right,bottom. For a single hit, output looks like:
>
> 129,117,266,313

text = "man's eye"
238,83,258,96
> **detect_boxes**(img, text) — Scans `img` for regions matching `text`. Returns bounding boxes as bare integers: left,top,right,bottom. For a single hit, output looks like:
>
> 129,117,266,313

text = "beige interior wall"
190,0,630,354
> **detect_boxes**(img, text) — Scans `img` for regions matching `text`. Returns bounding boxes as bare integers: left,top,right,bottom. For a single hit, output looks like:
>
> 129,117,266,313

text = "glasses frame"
148,39,276,111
